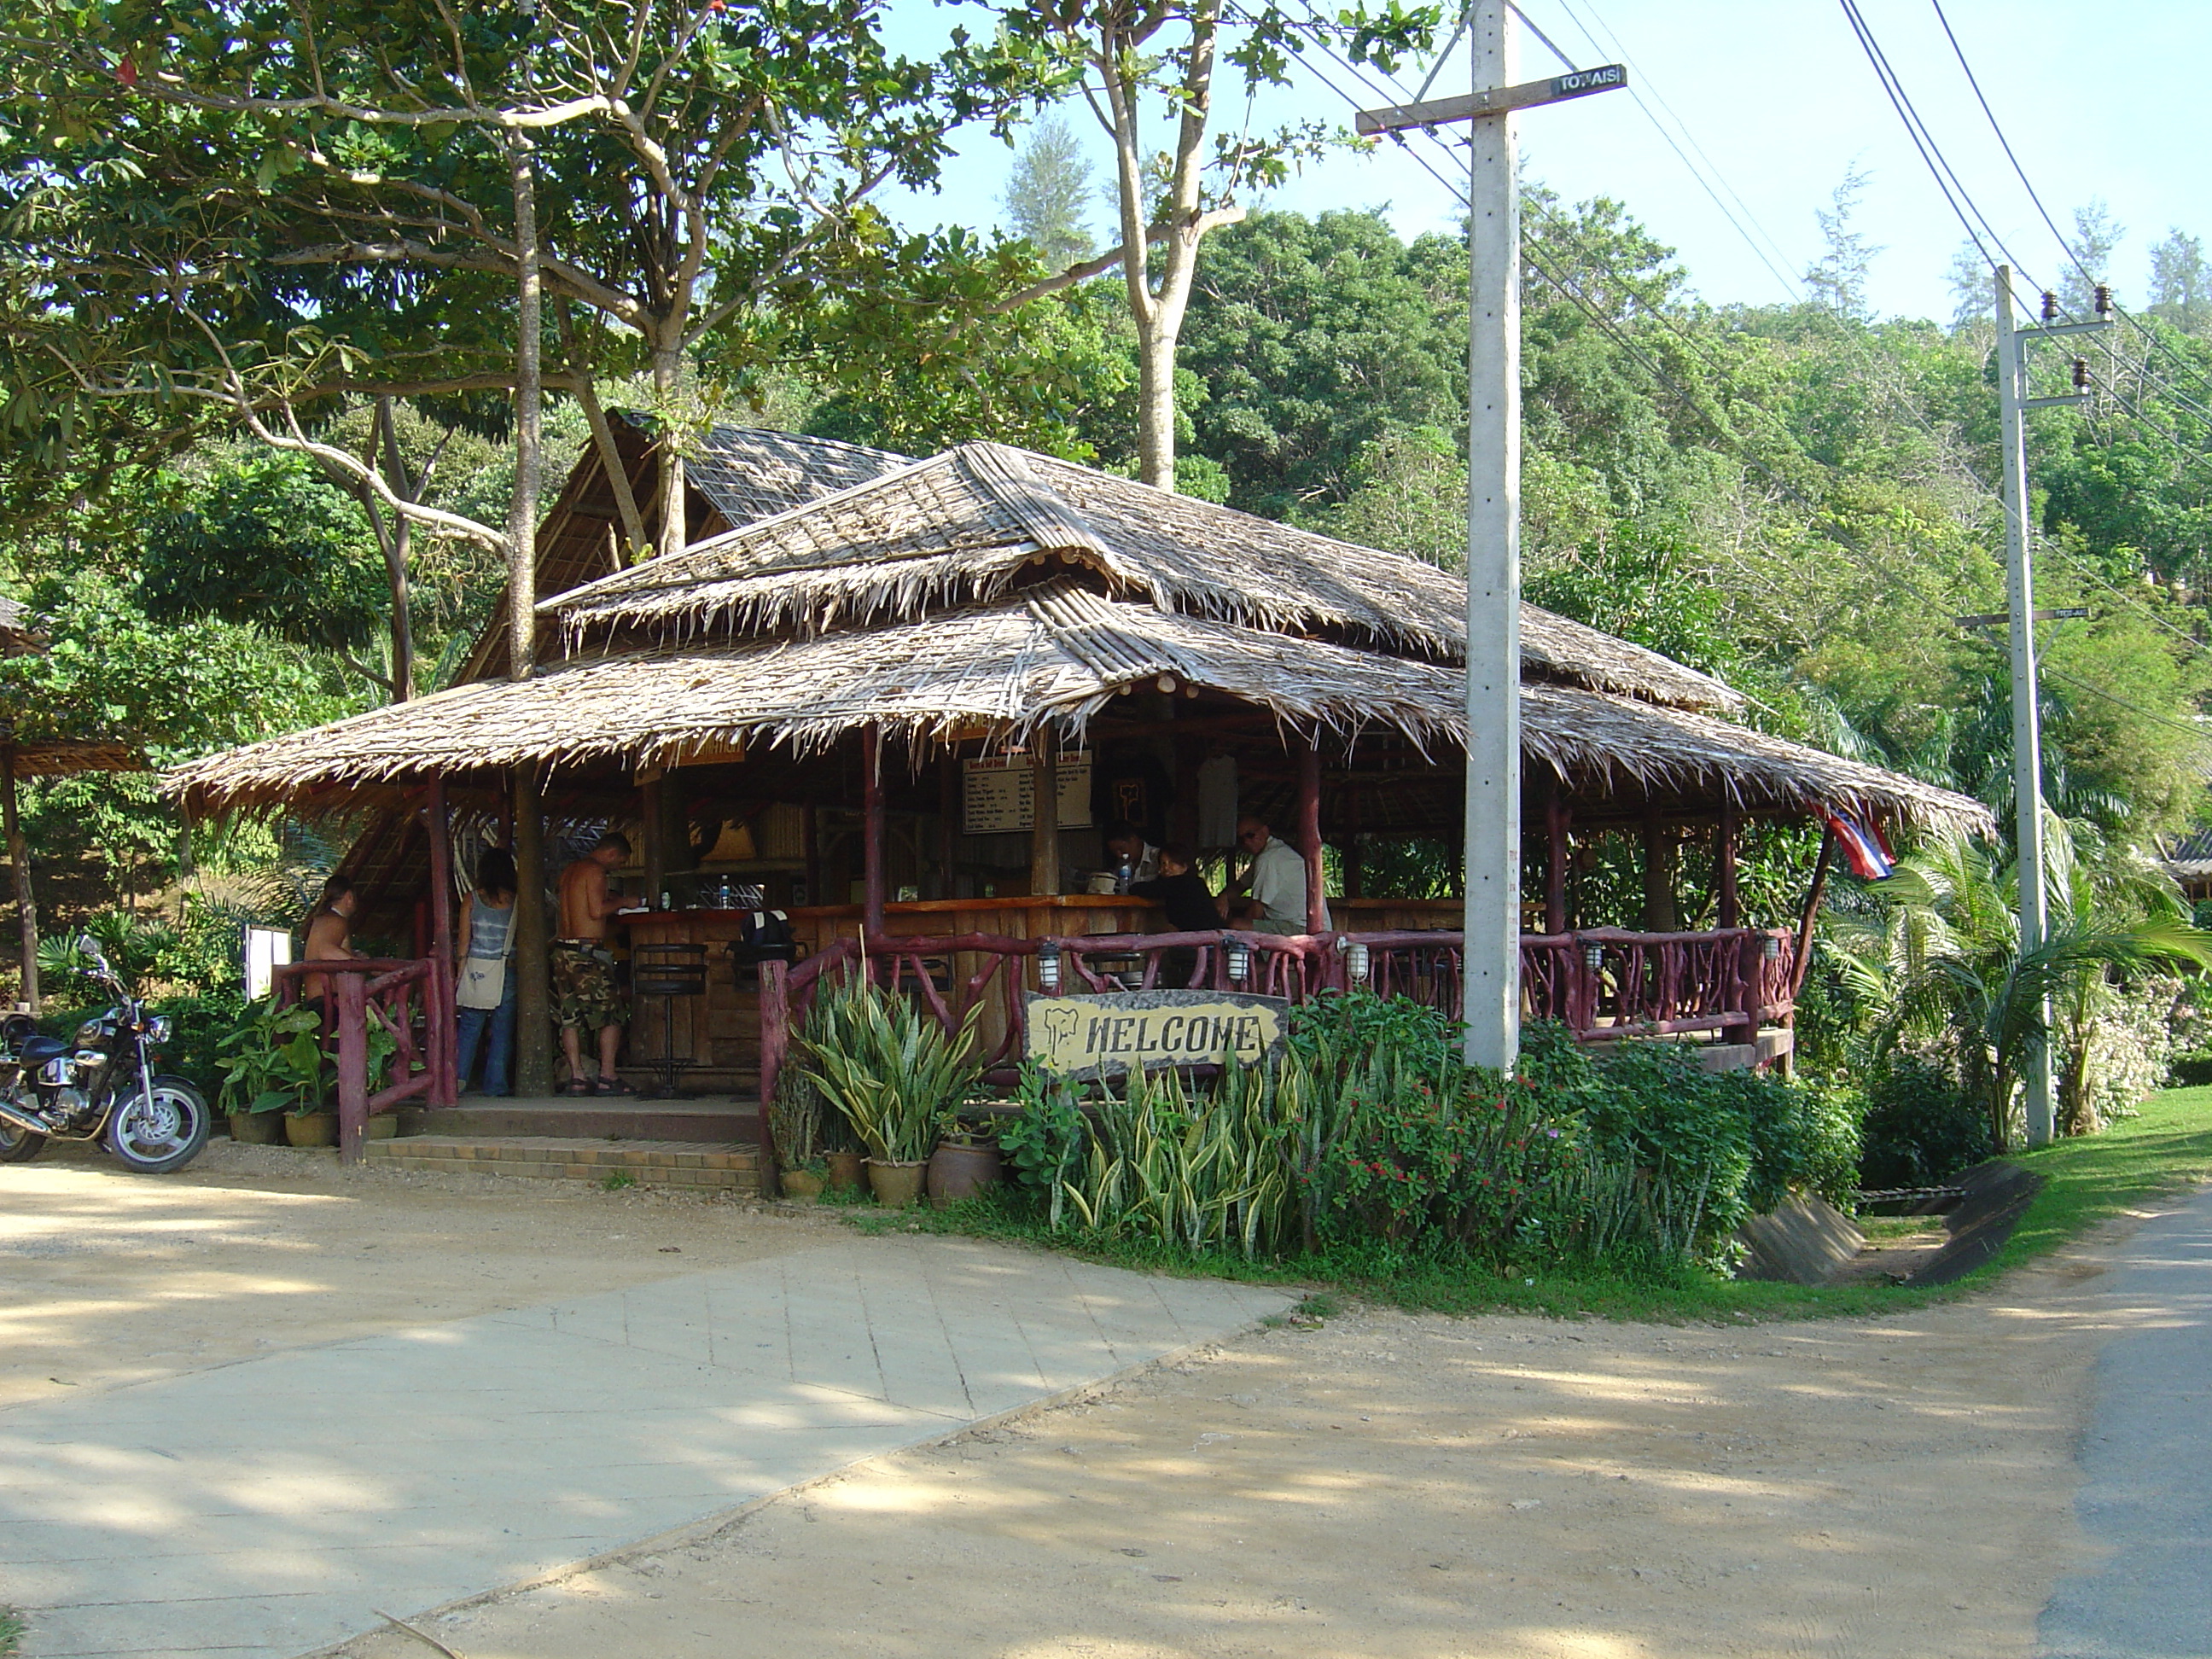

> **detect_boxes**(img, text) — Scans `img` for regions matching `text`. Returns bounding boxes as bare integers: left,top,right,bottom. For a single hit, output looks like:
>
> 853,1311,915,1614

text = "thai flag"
1826,814,1895,882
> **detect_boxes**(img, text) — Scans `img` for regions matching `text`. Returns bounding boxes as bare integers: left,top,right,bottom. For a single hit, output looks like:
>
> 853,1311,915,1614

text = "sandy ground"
328,1213,2179,1659
0,1143,2171,1659
0,1140,835,1409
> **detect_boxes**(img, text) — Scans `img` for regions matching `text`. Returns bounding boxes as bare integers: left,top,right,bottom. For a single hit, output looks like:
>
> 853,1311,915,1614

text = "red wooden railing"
275,956,457,1164
756,924,1796,1121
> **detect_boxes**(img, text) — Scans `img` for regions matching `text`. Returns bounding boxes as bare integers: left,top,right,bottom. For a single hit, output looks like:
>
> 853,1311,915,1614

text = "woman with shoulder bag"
454,847,520,1097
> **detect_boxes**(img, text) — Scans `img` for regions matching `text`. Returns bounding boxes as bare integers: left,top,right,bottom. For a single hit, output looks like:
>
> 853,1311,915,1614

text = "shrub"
1857,1055,1992,1189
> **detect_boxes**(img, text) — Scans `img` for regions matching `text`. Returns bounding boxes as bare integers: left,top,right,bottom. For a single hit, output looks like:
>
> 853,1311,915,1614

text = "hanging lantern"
1037,940,1062,993
1581,940,1607,972
1761,933,1784,963
1343,940,1371,985
1226,940,1252,985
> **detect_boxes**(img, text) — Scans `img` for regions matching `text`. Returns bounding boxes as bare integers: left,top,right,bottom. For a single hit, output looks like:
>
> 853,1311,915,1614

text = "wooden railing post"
425,780,458,1109
335,969,369,1166
757,956,789,1190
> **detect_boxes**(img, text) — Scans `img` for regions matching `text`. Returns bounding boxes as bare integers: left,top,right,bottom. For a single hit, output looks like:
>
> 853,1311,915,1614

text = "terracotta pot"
928,1140,1003,1207
780,1169,825,1199
824,1151,866,1191
864,1158,928,1208
364,1115,399,1140
228,1110,286,1145
285,1112,338,1148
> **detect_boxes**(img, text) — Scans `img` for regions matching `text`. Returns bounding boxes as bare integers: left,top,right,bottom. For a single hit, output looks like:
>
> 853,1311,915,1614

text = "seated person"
1127,841,1217,990
1225,814,1331,936
1102,822,1161,885
1128,841,1221,933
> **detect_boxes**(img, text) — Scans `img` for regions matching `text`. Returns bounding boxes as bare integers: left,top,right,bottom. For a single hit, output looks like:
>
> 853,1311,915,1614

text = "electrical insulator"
2073,358,2092,391
2041,290,2059,321
2095,284,2113,317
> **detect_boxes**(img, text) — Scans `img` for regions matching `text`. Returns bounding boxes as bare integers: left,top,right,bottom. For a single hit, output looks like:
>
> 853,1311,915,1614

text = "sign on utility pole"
1359,7,1624,1073
1994,263,2111,1146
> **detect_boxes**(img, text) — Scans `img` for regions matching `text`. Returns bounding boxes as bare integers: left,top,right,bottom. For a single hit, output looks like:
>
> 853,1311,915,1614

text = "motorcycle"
0,934,211,1173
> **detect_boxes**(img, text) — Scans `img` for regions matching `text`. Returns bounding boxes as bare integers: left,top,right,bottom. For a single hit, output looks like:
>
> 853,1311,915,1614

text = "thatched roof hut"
171,436,1986,842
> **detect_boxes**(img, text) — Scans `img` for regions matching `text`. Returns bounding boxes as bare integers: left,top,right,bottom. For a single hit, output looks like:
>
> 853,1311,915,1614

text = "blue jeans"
456,975,517,1097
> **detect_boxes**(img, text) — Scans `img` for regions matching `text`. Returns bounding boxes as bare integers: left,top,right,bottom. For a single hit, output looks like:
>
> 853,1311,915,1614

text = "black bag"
726,909,797,975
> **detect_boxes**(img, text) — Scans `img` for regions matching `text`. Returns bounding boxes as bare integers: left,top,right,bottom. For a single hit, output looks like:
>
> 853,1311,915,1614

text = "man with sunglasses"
1226,815,1329,936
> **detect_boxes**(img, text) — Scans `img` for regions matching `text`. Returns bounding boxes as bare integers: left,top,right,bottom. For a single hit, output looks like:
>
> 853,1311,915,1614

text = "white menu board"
963,751,1093,835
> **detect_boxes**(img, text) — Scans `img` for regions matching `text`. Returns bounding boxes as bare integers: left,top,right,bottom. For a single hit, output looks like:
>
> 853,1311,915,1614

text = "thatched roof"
550,441,1740,715
2,739,144,777
681,425,911,528
0,596,42,656
167,579,1987,835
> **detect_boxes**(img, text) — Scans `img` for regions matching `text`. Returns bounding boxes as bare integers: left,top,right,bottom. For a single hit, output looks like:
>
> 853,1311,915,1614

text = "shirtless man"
554,833,635,1096
300,876,363,1016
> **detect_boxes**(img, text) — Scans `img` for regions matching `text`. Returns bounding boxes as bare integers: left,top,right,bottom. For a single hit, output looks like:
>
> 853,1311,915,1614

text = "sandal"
594,1075,638,1097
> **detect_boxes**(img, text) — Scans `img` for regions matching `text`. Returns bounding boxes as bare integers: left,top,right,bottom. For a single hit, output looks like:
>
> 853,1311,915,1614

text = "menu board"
963,750,1093,835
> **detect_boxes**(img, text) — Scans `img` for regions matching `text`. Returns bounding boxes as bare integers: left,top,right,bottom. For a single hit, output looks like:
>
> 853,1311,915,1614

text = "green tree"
1002,114,1097,269
2147,230,2211,335
1803,163,1882,323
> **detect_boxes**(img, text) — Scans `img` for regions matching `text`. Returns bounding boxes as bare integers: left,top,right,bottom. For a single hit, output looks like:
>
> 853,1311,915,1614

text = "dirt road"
1,1144,2168,1659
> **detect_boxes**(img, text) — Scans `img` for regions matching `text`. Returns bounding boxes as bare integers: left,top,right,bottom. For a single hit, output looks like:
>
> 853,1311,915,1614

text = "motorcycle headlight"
75,1019,102,1045
144,1016,172,1045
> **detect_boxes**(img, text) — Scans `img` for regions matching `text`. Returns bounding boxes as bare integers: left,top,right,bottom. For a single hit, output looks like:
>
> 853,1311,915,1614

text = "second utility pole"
1994,262,2110,1146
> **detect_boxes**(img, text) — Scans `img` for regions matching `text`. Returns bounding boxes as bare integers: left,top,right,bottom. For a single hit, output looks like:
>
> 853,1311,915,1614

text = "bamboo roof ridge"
678,424,911,529
168,579,1988,835
550,441,1741,714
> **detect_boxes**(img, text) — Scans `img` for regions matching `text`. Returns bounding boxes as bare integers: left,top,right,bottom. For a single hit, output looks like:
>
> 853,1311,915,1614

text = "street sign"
1355,64,1626,135
1955,607,2090,629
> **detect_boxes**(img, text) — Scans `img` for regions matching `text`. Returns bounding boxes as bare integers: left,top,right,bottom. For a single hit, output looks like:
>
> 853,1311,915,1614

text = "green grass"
1994,1085,2212,1273
844,1088,2212,1324
1,1604,22,1656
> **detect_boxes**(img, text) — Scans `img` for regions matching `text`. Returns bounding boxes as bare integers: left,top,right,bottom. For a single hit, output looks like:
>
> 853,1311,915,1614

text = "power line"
1277,19,2212,744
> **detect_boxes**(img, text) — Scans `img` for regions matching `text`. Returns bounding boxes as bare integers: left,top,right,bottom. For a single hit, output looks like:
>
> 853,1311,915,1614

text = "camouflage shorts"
551,941,628,1031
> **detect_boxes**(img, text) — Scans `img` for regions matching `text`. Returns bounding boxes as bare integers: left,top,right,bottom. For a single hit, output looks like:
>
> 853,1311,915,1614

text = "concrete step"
365,1134,761,1191
399,1097,760,1143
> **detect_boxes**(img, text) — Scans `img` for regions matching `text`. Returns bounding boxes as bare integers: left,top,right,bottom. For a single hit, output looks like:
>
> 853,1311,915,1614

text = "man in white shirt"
1102,823,1161,885
1229,815,1330,935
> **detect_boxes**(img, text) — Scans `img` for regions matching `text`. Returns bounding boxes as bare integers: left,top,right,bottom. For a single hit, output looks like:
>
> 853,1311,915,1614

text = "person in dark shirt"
1129,841,1222,933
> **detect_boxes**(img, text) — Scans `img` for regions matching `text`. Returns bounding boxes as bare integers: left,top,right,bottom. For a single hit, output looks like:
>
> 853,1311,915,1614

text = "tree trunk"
1101,0,1225,493
652,339,688,562
3,750,37,1013
508,135,553,1097
374,398,416,701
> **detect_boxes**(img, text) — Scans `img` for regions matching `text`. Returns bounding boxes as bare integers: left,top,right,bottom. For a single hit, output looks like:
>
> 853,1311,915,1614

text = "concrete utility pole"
1357,8,1622,1073
1993,263,2111,1146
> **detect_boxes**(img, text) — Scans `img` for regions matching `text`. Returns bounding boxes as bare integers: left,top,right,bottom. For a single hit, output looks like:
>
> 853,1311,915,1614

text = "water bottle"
1115,859,1133,894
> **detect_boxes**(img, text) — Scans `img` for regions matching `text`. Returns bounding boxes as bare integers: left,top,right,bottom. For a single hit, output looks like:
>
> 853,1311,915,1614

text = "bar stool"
632,943,708,1099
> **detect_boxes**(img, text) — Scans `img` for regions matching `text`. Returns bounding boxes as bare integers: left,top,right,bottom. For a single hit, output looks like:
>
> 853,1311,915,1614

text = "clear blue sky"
876,0,2209,322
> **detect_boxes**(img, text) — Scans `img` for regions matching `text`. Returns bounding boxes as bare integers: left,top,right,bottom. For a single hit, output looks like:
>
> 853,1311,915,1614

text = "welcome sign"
1024,990,1289,1080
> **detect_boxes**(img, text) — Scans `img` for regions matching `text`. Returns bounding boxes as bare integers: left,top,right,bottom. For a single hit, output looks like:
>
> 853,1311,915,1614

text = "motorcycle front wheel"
0,1119,46,1163
106,1076,211,1173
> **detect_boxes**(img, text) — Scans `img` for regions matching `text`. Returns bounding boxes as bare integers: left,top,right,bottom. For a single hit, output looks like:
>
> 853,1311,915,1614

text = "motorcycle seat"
17,1034,68,1068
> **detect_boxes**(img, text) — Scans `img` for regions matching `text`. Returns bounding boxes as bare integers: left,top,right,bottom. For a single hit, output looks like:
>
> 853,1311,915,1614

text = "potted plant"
767,1071,829,1198
927,1109,1004,1207
214,1001,320,1144
800,976,982,1207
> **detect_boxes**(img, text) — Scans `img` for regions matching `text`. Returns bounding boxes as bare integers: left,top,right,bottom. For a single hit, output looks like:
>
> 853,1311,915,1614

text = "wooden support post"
1029,729,1060,899
757,956,789,1190
640,775,667,905
1791,828,1837,993
1545,783,1570,935
801,802,821,909
1715,797,1740,931
512,762,552,1097
3,748,37,1013
1342,783,1365,902
336,969,369,1166
862,725,887,940
937,749,959,900
1299,740,1328,935
1641,806,1678,932
425,780,457,1109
